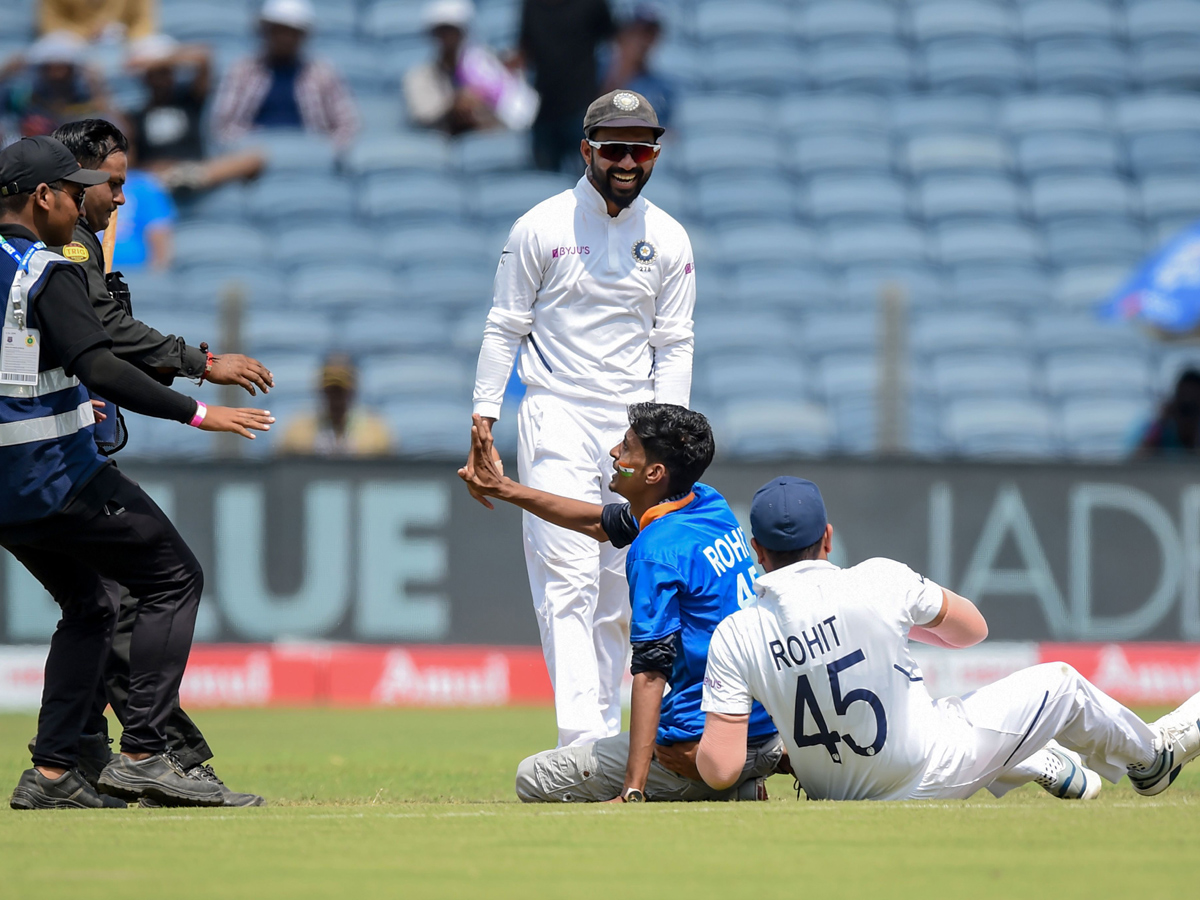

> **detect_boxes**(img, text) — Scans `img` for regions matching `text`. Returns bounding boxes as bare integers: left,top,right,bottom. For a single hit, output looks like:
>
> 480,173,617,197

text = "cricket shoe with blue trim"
1128,691,1200,797
1034,746,1101,800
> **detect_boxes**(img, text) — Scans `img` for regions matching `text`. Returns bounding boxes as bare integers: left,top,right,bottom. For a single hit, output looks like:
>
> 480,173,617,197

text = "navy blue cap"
750,477,828,552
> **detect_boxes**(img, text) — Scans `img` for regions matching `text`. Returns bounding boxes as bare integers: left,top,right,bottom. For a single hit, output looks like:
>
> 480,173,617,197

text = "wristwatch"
621,787,645,803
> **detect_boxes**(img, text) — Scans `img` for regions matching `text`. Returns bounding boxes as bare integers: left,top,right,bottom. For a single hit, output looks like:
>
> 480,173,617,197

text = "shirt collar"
638,490,696,531
780,559,839,576
573,174,641,223
0,224,38,243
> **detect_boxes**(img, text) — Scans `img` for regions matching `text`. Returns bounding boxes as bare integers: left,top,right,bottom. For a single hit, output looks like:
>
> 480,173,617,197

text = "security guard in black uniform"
0,135,275,810
43,119,271,807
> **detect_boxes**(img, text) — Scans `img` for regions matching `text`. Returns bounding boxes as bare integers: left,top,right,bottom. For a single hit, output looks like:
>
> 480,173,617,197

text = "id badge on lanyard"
0,237,45,386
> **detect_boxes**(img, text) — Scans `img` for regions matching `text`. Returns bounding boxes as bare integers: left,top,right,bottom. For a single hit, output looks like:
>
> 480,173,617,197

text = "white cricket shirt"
702,558,946,801
472,175,696,419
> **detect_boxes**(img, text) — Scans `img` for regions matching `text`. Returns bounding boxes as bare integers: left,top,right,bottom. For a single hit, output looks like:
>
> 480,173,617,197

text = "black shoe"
27,733,119,789
138,764,265,808
10,768,127,810
97,753,223,807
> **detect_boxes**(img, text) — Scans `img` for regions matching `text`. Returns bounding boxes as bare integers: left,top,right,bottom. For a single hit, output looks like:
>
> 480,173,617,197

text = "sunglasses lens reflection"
596,143,657,164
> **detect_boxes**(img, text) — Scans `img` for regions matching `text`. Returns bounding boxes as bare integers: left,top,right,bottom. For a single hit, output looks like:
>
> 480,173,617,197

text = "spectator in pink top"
210,0,359,150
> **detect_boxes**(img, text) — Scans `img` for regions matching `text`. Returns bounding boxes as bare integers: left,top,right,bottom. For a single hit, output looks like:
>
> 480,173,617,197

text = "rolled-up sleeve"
473,217,542,419
650,231,695,408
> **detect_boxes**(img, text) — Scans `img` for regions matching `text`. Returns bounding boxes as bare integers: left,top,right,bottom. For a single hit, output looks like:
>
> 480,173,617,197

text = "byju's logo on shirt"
552,246,589,258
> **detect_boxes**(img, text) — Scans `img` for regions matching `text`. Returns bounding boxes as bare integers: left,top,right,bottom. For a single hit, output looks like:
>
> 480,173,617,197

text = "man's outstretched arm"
910,589,988,649
458,414,609,541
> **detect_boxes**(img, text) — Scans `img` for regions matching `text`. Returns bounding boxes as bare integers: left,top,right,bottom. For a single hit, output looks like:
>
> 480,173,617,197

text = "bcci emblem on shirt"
632,240,656,271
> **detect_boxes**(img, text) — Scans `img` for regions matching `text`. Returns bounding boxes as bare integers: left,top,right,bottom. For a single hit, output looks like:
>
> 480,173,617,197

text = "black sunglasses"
587,141,661,164
50,182,86,211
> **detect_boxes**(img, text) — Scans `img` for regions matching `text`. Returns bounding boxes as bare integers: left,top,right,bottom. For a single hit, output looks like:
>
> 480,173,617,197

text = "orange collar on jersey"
638,492,696,531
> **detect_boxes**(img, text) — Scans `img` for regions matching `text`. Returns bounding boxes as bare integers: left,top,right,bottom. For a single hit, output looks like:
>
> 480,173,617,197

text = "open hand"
198,405,275,439
654,742,702,782
205,353,274,396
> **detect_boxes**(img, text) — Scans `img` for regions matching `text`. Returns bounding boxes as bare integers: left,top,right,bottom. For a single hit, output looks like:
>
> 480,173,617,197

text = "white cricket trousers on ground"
517,388,633,748
910,662,1159,800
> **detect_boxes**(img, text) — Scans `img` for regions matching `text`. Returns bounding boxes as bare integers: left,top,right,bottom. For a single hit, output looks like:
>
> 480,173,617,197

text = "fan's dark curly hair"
627,403,715,494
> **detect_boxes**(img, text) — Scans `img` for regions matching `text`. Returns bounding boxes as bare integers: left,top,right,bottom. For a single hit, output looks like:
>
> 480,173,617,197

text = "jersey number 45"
794,649,888,764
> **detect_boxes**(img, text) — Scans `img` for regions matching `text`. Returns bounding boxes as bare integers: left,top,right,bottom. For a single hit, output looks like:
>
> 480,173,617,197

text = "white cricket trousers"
517,388,634,748
910,662,1159,800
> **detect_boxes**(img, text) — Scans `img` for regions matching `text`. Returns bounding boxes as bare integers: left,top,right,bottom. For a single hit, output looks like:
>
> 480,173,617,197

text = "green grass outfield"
0,707,1195,899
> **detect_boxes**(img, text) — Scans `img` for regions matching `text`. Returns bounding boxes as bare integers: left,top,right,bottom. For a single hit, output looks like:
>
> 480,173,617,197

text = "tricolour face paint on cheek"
617,463,636,477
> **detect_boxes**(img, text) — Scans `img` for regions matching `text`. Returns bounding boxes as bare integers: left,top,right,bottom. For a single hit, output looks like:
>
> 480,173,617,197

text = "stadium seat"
1126,0,1200,42
356,93,406,134
917,175,1024,223
245,176,355,226
695,174,797,223
717,400,834,459
316,41,391,96
1052,264,1132,306
930,352,1038,399
692,1,796,44
160,2,252,40
652,42,702,90
822,223,929,267
911,311,1025,353
713,224,819,267
173,223,267,269
1031,313,1148,353
255,352,323,405
1128,130,1200,175
817,353,878,403
400,266,495,310
362,1,428,41
470,173,575,225
934,223,1043,267
943,398,1059,458
909,1,1019,42
1115,93,1200,133
798,1,901,42
891,95,998,137
1060,397,1151,459
921,40,1029,93
345,133,452,176
1019,0,1123,42
1132,38,1200,90
805,175,910,223
728,265,838,308
359,173,469,224
177,266,285,311
244,310,335,354
381,223,494,269
1032,39,1130,93
1043,219,1146,267
344,311,452,354
453,130,532,174
904,132,1012,176
810,41,914,92
1140,175,1200,221
1029,175,1138,221
672,93,774,133
1044,352,1153,400
1001,94,1112,136
947,265,1053,309
359,355,470,403
177,184,247,223
680,131,788,177
693,313,797,356
271,226,378,269
1016,132,1122,176
288,266,403,311
790,131,894,175
778,94,888,137
841,263,947,306
121,269,178,309
705,45,808,94
640,176,690,219
384,400,466,456
800,311,879,355
699,354,807,403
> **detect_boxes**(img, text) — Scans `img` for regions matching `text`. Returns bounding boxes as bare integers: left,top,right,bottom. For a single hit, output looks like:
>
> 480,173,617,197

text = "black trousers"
532,110,588,174
0,472,203,770
83,581,213,771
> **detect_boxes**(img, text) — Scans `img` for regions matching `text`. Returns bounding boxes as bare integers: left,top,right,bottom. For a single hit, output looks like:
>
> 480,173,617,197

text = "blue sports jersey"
627,482,777,744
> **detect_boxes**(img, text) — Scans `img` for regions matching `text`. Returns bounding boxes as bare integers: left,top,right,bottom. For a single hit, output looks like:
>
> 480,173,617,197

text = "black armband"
630,633,679,678
601,502,639,549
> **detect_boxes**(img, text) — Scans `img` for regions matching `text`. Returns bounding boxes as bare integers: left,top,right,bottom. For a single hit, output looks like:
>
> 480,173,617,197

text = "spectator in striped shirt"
210,0,359,151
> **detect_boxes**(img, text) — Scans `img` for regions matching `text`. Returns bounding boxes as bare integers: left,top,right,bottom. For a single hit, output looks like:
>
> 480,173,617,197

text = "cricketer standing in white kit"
470,89,696,747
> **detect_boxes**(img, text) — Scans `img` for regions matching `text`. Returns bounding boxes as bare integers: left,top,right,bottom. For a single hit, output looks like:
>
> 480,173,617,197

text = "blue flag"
1101,221,1200,332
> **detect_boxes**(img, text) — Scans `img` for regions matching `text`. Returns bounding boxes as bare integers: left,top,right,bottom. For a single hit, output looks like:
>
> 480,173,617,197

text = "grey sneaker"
138,764,265,808
1128,691,1200,796
27,733,118,788
1034,746,1102,800
97,753,223,807
10,768,127,810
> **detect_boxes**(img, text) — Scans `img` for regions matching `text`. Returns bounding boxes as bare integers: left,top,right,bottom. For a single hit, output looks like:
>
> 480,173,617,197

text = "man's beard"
589,160,650,210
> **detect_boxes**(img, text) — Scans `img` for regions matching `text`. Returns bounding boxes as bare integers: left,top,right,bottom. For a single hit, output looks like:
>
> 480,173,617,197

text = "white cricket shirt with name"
702,558,946,801
472,175,696,419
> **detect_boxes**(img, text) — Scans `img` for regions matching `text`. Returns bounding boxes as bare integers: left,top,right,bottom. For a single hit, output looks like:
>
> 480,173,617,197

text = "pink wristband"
189,401,208,428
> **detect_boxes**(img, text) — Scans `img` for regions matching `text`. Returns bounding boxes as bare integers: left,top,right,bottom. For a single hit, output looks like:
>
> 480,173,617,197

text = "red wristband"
199,351,215,384
189,401,208,428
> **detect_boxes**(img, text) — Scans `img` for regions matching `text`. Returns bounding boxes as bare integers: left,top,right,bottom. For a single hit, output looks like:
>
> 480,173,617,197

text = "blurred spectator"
0,31,112,137
1135,369,1200,457
601,3,671,128
125,35,265,192
110,167,174,271
278,355,393,457
518,0,615,172
40,0,156,43
211,0,359,150
404,0,539,136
